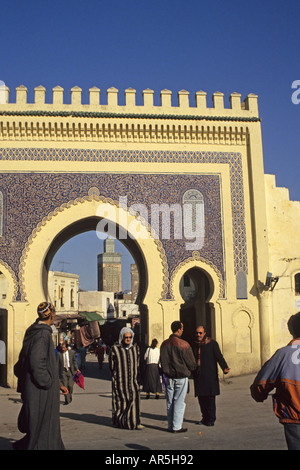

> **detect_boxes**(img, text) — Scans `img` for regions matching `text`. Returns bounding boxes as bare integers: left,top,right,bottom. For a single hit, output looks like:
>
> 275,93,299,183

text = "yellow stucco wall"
265,174,300,351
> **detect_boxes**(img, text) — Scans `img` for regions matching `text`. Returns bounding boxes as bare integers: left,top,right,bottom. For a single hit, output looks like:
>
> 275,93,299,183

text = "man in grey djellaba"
13,302,68,450
109,327,144,430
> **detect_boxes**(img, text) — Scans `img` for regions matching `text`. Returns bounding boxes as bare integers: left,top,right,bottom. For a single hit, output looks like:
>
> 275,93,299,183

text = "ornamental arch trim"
18,190,169,306
169,251,224,304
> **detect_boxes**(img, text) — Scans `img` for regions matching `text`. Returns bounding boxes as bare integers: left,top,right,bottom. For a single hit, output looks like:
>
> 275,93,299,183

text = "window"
60,287,64,307
0,191,3,237
70,289,74,307
236,271,248,299
182,189,205,250
295,273,300,295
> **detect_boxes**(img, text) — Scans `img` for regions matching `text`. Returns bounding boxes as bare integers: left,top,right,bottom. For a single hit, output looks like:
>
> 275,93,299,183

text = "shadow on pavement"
60,411,113,428
0,437,14,450
80,357,111,381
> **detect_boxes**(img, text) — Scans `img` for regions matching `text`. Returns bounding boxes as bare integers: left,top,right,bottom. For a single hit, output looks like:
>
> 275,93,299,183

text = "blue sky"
1,0,299,290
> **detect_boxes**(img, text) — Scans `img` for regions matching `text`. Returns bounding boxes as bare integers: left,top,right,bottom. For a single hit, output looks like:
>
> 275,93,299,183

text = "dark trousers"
197,395,216,424
61,369,74,404
283,423,300,450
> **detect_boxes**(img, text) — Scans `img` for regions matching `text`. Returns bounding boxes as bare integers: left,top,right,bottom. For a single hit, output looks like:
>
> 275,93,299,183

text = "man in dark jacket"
160,321,196,433
192,325,230,427
13,302,68,450
57,341,80,405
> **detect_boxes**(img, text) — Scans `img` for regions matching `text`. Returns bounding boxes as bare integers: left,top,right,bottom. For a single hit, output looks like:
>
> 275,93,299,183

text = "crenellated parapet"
0,84,260,144
0,84,259,116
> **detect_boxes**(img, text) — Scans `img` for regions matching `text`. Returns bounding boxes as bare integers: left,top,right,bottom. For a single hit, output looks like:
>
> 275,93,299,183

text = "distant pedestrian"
79,345,87,370
0,340,6,364
143,338,162,399
160,321,197,433
95,338,105,369
250,312,300,450
109,327,144,430
0,340,8,387
57,341,80,405
13,302,68,450
192,325,230,427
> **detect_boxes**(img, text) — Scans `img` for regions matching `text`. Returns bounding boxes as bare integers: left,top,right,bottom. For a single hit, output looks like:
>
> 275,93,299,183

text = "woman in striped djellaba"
109,327,144,430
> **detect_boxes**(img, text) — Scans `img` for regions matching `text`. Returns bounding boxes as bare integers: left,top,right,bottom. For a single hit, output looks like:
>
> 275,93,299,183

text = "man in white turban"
13,302,68,449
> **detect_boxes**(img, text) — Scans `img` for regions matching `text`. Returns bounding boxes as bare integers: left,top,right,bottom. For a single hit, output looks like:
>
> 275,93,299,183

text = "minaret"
97,238,122,292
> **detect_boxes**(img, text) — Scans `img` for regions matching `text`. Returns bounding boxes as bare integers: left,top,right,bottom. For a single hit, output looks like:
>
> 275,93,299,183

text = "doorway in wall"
0,307,8,387
179,267,214,345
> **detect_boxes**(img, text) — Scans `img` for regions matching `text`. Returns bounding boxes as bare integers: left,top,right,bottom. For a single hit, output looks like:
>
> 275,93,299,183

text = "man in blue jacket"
250,312,300,450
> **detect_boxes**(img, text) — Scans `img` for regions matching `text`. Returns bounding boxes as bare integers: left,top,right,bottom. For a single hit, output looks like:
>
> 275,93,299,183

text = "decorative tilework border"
0,172,224,301
0,149,247,301
0,148,247,276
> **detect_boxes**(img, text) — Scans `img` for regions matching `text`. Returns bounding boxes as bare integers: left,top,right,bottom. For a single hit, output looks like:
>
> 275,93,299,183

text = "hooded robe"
108,327,141,429
14,320,65,450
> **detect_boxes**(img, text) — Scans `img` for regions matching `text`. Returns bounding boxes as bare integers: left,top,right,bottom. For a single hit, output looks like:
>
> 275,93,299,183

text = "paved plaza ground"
0,354,289,454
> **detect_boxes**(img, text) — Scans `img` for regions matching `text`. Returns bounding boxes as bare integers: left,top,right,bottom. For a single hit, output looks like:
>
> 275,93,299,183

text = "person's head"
37,302,55,325
195,325,206,340
150,338,158,349
61,341,68,352
119,327,134,347
171,321,183,336
287,312,300,339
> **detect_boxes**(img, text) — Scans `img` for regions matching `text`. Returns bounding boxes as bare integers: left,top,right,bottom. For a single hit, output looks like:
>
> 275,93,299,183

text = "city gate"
0,84,273,385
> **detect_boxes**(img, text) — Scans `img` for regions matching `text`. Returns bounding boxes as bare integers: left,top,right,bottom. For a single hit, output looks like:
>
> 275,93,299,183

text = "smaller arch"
232,307,254,354
170,254,223,305
171,256,222,343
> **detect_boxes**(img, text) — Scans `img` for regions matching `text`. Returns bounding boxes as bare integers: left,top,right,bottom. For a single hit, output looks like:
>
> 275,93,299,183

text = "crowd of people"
109,320,229,433
11,301,300,450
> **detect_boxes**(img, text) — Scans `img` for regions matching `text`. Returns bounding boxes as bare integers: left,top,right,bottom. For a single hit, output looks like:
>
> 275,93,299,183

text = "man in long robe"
192,325,230,426
109,327,143,430
13,302,68,450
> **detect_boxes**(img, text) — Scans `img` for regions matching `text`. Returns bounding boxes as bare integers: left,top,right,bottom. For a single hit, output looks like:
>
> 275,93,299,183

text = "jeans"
165,377,188,431
283,423,300,450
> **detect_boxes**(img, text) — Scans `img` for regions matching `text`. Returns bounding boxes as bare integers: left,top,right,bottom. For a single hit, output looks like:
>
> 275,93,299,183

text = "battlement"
0,84,259,120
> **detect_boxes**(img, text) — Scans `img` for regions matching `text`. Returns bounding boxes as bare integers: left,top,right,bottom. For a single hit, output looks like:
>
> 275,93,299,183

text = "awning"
54,314,83,320
79,311,106,324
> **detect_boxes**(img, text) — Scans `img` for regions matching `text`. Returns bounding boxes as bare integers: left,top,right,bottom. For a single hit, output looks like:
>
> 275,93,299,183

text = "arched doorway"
20,197,166,351
179,267,214,345
43,217,148,306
